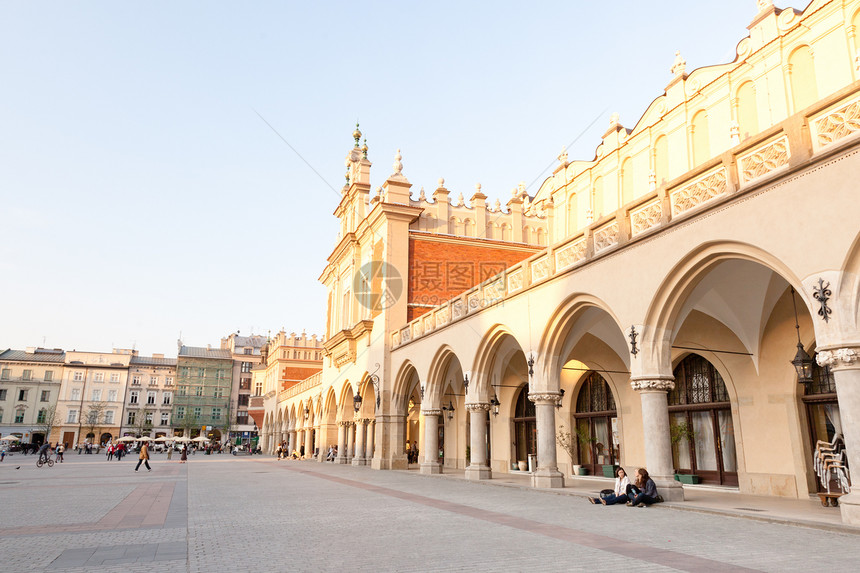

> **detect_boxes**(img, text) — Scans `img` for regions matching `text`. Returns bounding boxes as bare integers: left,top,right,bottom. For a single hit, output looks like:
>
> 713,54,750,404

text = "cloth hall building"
260,0,860,526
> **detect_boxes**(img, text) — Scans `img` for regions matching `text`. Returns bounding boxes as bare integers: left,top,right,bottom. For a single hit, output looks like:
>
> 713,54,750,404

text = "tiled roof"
0,349,66,363
178,346,232,359
130,356,177,366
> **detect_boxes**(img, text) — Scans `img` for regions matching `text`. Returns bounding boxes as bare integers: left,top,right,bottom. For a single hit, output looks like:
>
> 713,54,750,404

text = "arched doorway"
803,358,844,492
99,432,112,445
513,386,536,469
669,354,738,485
573,371,619,476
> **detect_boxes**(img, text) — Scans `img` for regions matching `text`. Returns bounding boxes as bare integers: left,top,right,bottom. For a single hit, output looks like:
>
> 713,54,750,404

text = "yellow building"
0,348,64,445
263,1,860,526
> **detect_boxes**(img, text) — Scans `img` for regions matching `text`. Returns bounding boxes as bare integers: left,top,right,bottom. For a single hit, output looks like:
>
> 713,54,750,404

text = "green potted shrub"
670,421,700,484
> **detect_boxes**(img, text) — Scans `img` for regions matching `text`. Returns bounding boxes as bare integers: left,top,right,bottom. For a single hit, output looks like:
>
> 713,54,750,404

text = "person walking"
55,443,65,463
180,444,188,463
134,442,151,472
106,443,114,461
167,444,173,460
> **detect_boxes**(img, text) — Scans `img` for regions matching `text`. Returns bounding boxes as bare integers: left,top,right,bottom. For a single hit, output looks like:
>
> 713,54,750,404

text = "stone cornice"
630,379,676,391
816,347,859,370
528,392,561,404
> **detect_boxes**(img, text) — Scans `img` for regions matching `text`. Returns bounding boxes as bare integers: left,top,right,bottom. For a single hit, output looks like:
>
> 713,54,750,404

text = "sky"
0,1,794,357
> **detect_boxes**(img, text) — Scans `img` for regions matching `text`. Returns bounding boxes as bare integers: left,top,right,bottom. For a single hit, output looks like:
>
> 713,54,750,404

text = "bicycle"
36,456,54,468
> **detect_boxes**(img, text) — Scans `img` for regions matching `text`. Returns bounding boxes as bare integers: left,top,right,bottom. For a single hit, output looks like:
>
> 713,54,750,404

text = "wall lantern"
556,388,565,409
441,400,455,420
353,391,362,413
489,393,500,417
790,286,815,385
304,407,310,421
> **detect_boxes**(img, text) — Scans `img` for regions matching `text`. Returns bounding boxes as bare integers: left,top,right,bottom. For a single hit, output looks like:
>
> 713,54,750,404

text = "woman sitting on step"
588,466,630,505
626,468,660,507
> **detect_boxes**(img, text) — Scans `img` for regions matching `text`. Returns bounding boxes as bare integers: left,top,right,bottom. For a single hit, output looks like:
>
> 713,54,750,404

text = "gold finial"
353,122,362,147
361,138,368,159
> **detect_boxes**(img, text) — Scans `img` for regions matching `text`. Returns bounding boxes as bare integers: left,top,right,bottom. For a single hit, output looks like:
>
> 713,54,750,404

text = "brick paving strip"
0,481,176,537
277,462,759,573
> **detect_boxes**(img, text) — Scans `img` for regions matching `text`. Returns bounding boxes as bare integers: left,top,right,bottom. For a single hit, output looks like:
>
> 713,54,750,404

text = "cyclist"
37,442,52,464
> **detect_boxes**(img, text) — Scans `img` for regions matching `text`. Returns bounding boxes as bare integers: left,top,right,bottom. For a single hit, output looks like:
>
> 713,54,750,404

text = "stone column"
336,421,348,464
313,425,321,460
366,420,375,460
632,378,684,501
529,393,564,488
420,409,442,474
817,348,860,524
346,422,355,463
288,430,296,455
352,419,367,466
465,403,491,480
304,427,313,458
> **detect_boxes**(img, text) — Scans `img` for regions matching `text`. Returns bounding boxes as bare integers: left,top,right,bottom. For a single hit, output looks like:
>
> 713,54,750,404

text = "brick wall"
281,366,322,390
407,232,540,320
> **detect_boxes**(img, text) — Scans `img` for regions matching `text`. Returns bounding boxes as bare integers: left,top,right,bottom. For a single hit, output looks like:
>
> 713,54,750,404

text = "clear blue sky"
0,1,790,357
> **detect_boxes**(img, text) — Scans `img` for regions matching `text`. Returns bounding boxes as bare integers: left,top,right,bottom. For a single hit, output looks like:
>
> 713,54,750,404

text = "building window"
180,366,189,376
17,389,28,402
147,392,156,405
0,389,6,400
22,369,32,381
214,388,223,398
211,408,221,420
216,370,224,380
239,378,251,390
71,388,81,401
130,391,139,404
127,411,136,425
198,368,205,377
238,395,249,407
15,409,24,423
161,412,169,426
37,408,47,423
41,390,50,402
108,390,117,402
176,406,185,419
163,392,172,405
195,386,203,397
110,373,120,383
104,410,114,424
243,348,252,355
132,375,141,385
165,377,174,386
0,408,3,422
145,411,153,424
0,369,9,380
94,372,104,382
237,411,249,425
92,389,101,401
254,381,262,396
241,362,252,373
193,407,202,418
73,371,83,382
149,376,158,386
45,370,54,381
67,409,78,424
178,386,187,396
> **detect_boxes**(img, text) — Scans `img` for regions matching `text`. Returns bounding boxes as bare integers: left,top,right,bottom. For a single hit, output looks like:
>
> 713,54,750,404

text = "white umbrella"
173,436,191,442
154,436,171,442
191,436,209,443
117,436,137,442
135,436,154,442
0,435,21,441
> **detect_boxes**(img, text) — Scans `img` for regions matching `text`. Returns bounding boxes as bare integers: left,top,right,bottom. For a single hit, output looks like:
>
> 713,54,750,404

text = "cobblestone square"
0,453,857,572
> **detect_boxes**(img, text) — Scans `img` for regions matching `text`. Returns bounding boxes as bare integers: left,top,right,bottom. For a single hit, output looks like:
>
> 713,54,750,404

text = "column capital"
337,420,354,428
421,408,442,416
817,347,860,371
630,377,675,391
528,392,561,405
465,403,490,413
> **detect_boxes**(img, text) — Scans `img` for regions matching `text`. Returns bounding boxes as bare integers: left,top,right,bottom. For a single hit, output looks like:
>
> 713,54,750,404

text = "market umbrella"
191,436,209,443
0,435,21,441
135,436,154,442
173,436,191,442
117,436,137,442
154,436,171,442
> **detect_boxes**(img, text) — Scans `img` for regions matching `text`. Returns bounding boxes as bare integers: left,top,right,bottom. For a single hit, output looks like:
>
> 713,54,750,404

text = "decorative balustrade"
278,371,322,403
390,86,860,350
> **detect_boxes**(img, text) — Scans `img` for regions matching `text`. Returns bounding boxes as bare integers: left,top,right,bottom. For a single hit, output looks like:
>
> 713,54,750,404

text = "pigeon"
15,466,20,469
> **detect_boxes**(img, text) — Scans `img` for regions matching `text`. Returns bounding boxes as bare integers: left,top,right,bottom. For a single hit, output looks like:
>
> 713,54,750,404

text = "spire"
671,51,686,77
353,122,362,148
393,149,403,175
361,138,368,159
